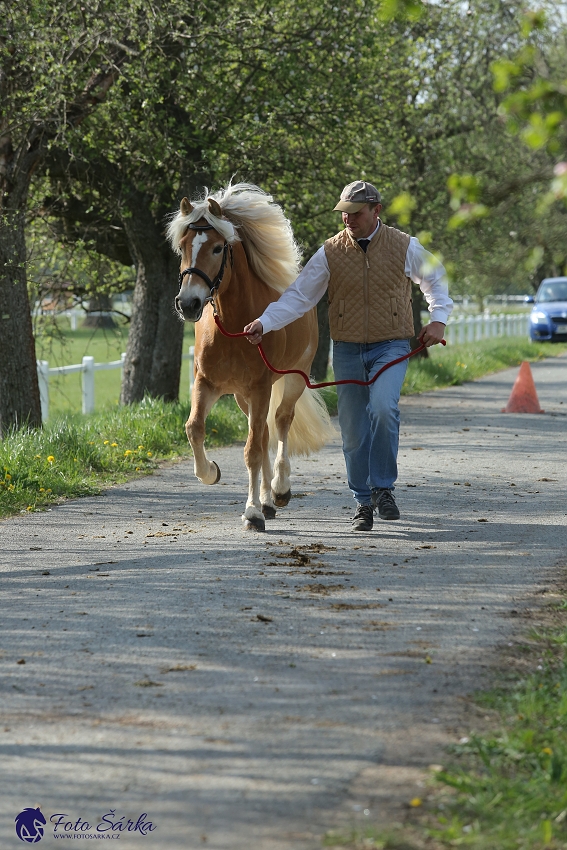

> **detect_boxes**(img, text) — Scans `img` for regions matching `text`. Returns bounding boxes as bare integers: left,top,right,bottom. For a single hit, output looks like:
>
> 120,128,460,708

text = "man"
244,181,453,531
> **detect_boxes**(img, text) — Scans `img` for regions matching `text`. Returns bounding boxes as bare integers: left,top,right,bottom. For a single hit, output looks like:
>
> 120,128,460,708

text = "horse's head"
173,197,234,322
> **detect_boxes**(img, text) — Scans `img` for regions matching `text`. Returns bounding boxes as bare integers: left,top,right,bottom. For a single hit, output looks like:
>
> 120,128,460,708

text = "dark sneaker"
372,488,400,520
351,504,374,531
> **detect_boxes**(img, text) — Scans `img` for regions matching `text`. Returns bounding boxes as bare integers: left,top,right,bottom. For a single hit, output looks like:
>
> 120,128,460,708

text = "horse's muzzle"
175,295,205,322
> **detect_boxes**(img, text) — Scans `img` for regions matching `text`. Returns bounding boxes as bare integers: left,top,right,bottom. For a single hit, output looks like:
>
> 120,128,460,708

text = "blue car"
526,277,567,342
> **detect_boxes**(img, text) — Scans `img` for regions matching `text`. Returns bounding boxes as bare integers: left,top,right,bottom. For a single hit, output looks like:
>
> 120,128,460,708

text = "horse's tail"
267,378,336,456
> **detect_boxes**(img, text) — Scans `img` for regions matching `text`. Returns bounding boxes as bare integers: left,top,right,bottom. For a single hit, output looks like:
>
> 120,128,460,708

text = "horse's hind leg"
260,424,277,519
271,374,305,507
242,388,271,532
186,377,222,485
235,392,276,521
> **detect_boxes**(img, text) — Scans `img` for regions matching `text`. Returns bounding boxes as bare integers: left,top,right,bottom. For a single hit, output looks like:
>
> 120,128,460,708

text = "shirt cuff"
258,313,274,335
429,309,450,325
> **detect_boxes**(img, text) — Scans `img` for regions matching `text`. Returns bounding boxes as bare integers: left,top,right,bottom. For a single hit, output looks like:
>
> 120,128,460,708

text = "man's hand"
418,321,446,347
244,319,263,344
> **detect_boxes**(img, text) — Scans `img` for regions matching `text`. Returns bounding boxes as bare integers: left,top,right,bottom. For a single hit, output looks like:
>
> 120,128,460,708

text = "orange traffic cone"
501,361,545,414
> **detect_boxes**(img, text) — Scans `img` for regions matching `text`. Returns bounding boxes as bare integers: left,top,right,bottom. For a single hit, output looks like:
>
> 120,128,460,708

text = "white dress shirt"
259,222,453,335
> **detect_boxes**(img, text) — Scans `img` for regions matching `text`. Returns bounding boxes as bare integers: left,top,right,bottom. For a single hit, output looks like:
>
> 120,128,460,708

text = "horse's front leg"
186,376,222,485
242,387,271,532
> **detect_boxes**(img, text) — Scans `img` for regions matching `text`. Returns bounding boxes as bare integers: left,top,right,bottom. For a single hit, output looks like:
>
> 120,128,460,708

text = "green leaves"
447,174,488,230
492,58,523,94
387,192,416,226
377,0,424,21
490,9,566,172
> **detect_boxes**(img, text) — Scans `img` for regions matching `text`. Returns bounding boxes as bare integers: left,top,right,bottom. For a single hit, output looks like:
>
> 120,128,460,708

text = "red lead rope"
213,314,446,390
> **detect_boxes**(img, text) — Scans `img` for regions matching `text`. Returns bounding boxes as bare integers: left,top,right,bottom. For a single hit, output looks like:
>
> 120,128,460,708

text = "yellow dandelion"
8,484,14,491
137,445,144,450
4,473,11,480
211,428,218,434
26,506,33,511
147,452,153,457
39,487,45,492
409,798,422,808
542,747,553,756
35,454,41,459
111,442,118,448
124,450,133,456
47,456,55,463
104,440,110,445
135,466,141,471
46,488,52,494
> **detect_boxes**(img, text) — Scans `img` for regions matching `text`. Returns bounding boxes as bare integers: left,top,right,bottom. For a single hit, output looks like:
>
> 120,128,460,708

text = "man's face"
342,204,381,239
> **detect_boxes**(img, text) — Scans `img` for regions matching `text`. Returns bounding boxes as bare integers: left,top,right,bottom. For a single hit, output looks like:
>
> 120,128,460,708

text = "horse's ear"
208,197,222,218
180,197,193,216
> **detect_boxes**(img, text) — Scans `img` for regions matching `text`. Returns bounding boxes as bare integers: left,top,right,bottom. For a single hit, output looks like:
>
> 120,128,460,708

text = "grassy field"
36,321,196,416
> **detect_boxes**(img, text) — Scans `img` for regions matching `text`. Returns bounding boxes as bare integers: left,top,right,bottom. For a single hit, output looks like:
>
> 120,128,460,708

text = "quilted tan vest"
324,222,415,343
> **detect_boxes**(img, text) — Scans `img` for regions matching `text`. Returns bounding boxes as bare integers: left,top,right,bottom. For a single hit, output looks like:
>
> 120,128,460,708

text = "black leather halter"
178,223,233,304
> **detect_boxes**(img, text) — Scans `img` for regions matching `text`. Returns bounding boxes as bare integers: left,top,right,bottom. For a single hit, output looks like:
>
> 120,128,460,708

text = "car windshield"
537,282,567,303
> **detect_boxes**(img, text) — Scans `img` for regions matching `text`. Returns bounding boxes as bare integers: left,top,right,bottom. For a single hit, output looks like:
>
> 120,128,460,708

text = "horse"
167,182,334,531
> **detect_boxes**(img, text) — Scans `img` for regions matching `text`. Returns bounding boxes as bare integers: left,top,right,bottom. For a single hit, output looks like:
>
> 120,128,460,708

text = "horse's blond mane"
167,182,301,294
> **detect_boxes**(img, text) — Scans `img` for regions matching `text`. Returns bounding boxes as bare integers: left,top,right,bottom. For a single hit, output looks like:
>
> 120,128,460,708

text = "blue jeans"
332,339,410,505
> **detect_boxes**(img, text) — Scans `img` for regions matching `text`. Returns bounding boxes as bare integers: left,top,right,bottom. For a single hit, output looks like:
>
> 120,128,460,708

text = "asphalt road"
1,354,566,849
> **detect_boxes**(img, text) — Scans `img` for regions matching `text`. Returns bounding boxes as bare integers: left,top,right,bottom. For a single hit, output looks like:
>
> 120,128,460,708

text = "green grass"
0,396,246,517
36,322,195,416
319,337,567,415
323,610,567,850
428,655,567,848
402,337,567,395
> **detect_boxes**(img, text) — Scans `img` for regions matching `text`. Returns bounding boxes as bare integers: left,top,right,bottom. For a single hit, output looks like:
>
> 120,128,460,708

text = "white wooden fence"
36,312,530,419
37,348,196,421
444,313,529,344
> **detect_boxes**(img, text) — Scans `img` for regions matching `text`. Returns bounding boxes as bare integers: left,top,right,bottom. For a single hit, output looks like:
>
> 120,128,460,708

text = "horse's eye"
213,246,223,255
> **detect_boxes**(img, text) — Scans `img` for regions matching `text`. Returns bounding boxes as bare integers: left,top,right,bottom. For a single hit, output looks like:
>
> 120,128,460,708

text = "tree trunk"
311,293,331,381
83,292,116,328
410,282,428,358
0,203,42,435
120,209,184,404
41,152,186,404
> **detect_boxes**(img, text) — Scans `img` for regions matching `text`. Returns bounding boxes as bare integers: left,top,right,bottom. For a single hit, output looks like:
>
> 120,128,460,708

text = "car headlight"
531,311,549,323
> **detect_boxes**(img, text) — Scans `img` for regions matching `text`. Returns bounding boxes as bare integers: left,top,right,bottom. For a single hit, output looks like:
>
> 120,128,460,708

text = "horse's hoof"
273,489,291,507
261,504,277,519
198,461,221,486
242,515,266,532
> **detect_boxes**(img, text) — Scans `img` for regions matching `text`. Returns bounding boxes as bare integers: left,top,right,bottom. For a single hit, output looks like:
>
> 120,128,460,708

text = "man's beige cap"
333,180,382,213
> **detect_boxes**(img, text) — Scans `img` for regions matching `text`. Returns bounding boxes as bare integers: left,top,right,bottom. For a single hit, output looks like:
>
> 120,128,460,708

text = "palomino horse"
167,183,334,531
